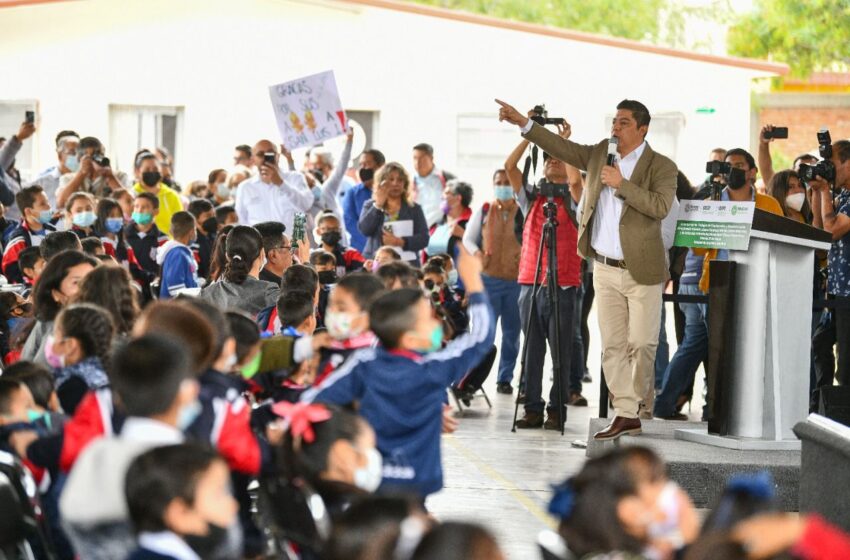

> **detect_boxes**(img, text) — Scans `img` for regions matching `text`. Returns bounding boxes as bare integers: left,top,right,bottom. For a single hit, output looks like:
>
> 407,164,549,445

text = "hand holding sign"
269,70,347,151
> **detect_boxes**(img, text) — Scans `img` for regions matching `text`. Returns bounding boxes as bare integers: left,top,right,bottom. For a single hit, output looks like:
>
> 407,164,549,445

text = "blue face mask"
177,400,202,431
72,211,96,228
37,209,54,225
64,154,80,173
105,217,124,233
494,185,514,201
447,269,459,286
313,187,322,202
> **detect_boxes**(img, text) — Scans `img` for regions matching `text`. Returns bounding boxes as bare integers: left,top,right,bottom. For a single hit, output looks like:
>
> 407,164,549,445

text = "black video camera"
536,180,569,200
529,105,566,127
798,129,835,184
705,161,731,177
92,154,110,167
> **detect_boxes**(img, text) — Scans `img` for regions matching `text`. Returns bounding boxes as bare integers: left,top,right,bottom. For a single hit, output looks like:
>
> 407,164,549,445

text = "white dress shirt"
234,169,313,232
591,141,646,260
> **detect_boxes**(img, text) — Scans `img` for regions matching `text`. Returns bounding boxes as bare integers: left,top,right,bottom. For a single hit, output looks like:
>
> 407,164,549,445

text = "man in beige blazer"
496,99,678,440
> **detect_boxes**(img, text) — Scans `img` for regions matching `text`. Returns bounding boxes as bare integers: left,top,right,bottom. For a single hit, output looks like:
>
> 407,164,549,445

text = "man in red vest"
505,126,584,431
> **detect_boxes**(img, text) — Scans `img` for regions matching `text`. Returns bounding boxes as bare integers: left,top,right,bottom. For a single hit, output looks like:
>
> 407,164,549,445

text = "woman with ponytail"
200,225,279,316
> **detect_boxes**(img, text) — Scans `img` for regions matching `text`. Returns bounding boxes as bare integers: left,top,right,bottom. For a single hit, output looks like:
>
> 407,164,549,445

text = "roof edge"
344,0,789,76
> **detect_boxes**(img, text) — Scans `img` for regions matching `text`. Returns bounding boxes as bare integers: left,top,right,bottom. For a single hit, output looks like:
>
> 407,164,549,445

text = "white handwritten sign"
268,70,347,151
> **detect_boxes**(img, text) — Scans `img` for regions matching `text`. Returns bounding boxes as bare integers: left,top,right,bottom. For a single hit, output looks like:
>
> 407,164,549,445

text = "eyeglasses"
275,246,292,253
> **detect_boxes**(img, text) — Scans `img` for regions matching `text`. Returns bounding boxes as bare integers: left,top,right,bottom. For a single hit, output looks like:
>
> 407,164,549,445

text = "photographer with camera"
808,138,850,399
55,136,130,208
502,111,584,430
234,139,314,233
498,98,677,440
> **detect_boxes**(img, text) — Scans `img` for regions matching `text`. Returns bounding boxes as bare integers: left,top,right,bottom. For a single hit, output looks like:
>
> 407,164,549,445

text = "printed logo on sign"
731,206,738,216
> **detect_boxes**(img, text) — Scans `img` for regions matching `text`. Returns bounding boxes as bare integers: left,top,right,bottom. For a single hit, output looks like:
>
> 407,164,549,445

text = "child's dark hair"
80,237,104,256
279,404,365,483
209,224,235,282
0,378,24,415
16,185,44,213
3,361,53,409
700,471,778,533
425,255,448,271
224,225,263,285
177,298,231,363
412,522,501,560
75,264,139,335
335,273,386,311
55,303,115,364
95,197,122,235
369,288,423,349
557,446,665,557
187,198,214,219
33,250,98,322
64,191,95,214
376,261,419,289
111,335,192,417
282,264,318,297
135,301,216,375
135,191,159,209
18,246,43,277
422,262,445,278
215,204,236,224
125,443,221,534
39,231,83,260
170,211,196,240
309,250,336,268
277,290,315,330
225,311,260,363
325,496,423,560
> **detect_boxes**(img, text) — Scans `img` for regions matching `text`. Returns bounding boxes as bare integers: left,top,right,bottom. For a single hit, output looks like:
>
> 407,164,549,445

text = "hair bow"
271,401,332,444
548,479,576,520
726,471,775,500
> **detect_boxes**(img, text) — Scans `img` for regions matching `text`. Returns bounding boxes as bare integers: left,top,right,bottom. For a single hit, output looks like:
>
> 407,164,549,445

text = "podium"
676,209,832,450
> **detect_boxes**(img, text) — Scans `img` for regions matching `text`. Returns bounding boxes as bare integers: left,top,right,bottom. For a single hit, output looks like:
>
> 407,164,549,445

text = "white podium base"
674,428,801,451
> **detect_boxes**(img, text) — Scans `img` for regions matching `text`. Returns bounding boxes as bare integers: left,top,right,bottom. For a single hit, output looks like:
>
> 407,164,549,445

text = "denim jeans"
482,274,522,383
653,283,708,417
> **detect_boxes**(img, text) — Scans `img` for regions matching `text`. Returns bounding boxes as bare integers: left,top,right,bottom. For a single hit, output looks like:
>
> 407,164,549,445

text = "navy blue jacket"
302,292,495,497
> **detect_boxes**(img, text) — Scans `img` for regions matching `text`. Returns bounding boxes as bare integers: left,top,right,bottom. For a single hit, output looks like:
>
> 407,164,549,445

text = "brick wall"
758,106,850,166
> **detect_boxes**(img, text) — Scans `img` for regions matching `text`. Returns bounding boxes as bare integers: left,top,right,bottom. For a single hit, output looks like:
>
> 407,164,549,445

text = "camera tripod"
511,197,567,436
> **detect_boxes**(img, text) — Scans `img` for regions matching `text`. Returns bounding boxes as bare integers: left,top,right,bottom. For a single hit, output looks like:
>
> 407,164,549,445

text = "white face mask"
217,183,231,198
325,310,362,340
786,192,806,212
646,481,684,550
354,448,383,492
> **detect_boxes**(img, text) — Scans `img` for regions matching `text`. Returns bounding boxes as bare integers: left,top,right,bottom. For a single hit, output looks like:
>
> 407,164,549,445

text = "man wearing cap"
28,130,79,206
412,143,455,227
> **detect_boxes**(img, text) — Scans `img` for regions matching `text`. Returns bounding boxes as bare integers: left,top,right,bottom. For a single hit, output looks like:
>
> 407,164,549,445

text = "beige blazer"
524,123,678,285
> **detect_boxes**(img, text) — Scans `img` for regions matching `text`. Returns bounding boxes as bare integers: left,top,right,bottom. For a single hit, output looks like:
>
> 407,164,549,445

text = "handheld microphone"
607,137,619,166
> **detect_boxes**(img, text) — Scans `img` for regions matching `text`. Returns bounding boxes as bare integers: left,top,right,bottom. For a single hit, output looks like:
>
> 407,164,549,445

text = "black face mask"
318,270,338,285
183,522,229,559
201,217,218,235
358,168,374,183
141,171,161,187
320,231,342,247
726,168,747,190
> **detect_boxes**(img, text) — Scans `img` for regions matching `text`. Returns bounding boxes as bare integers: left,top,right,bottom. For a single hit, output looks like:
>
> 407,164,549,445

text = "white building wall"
0,0,772,202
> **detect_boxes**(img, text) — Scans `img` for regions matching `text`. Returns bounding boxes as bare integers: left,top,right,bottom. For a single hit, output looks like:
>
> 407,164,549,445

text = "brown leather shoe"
544,410,564,430
568,392,588,407
593,416,642,440
515,411,544,429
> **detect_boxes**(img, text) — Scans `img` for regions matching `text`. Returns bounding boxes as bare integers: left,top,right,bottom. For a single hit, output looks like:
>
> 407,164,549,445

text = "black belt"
594,254,627,269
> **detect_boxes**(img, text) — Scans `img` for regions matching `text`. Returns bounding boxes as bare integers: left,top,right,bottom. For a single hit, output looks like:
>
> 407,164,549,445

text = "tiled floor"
427,304,706,559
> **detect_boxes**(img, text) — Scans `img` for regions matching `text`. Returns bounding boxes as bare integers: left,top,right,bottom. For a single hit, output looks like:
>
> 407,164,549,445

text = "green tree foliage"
408,0,723,50
727,0,850,77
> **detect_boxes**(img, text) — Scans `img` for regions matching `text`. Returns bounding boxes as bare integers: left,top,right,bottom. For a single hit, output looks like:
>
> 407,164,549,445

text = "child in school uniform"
302,246,494,499
157,212,199,299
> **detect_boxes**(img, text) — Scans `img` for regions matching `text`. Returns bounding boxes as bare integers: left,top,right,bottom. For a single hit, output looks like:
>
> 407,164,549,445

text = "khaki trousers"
593,262,663,419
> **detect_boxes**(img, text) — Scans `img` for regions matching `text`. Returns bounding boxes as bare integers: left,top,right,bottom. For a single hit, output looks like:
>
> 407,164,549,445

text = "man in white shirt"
497,98,678,440
412,142,455,227
234,140,313,232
